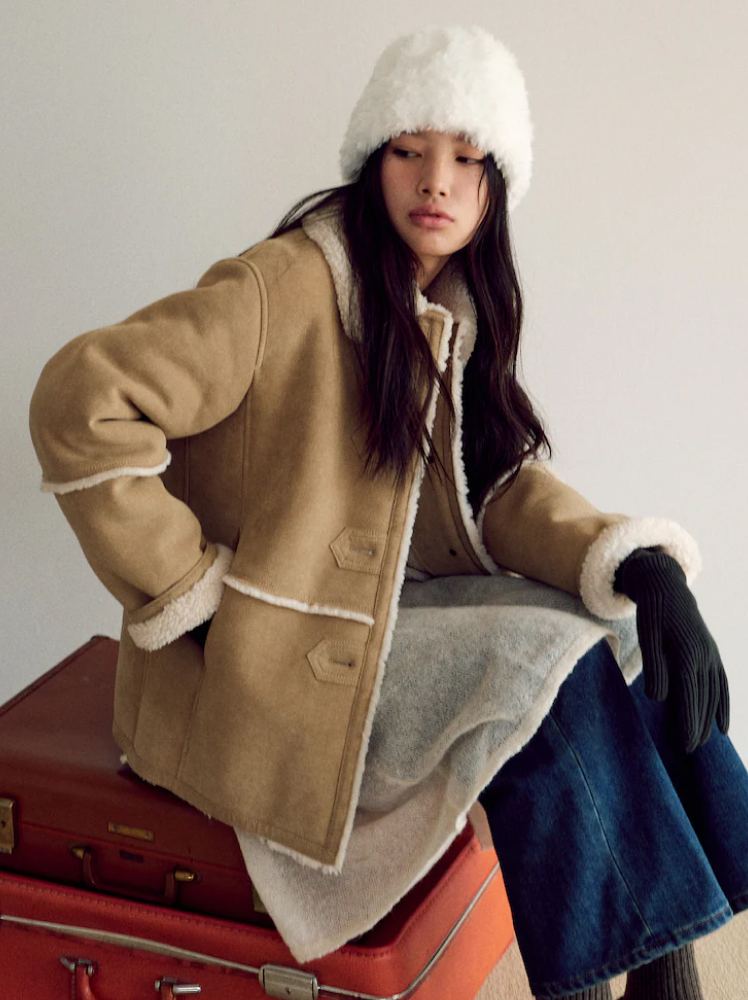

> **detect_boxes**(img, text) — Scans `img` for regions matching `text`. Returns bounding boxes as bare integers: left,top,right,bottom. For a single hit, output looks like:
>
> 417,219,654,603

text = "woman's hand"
614,548,730,753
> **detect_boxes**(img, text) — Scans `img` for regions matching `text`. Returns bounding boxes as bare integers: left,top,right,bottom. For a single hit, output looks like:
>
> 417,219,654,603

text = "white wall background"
3,1,747,761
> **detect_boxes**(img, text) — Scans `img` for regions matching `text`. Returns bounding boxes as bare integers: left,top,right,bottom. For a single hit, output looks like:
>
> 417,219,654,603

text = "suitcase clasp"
59,956,96,976
0,797,16,854
155,977,202,995
259,965,320,1000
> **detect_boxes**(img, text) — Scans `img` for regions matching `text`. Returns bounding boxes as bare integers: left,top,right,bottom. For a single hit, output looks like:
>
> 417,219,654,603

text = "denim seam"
532,902,732,998
548,707,653,935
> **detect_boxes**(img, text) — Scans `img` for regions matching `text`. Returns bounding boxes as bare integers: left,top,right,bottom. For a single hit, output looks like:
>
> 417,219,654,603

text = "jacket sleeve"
479,462,702,620
29,255,266,650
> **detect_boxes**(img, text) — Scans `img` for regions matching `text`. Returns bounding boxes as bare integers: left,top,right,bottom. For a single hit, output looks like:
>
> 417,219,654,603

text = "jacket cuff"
579,517,702,620
127,544,234,650
40,454,171,494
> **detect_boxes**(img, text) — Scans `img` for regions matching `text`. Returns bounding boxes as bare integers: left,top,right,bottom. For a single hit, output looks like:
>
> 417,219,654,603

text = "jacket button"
331,528,385,574
449,548,457,557
307,639,362,687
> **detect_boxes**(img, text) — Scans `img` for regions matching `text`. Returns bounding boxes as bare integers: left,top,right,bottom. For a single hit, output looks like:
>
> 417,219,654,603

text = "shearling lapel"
302,202,498,578
301,204,478,362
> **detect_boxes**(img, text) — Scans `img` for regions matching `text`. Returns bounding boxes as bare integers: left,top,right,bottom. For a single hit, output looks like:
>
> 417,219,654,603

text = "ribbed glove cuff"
614,547,684,597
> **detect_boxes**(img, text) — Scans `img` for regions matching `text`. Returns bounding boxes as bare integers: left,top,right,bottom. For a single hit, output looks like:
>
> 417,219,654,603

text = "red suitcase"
0,637,264,924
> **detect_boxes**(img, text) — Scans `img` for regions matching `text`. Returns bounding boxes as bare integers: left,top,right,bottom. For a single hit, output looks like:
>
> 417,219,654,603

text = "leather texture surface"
0,637,257,922
0,826,514,1000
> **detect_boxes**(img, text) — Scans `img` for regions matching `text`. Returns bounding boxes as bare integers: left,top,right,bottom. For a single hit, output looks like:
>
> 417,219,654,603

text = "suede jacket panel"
29,209,701,867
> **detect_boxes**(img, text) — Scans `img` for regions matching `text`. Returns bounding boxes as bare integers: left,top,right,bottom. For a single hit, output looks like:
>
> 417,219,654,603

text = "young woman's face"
380,130,490,289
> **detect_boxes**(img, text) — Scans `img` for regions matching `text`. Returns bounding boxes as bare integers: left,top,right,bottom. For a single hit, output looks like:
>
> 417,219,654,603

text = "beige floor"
477,908,748,1000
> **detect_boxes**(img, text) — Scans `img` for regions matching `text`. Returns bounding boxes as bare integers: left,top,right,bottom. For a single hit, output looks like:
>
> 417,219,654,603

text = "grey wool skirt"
235,572,642,963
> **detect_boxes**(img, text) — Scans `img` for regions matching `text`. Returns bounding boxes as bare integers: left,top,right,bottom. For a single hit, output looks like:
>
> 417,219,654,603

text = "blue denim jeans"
478,639,748,999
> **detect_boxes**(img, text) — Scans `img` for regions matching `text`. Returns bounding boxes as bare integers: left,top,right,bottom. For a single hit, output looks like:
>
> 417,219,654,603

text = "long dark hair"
267,145,550,513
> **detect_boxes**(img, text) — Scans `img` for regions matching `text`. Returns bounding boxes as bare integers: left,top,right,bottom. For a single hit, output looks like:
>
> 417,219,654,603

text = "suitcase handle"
61,957,201,997
70,844,197,906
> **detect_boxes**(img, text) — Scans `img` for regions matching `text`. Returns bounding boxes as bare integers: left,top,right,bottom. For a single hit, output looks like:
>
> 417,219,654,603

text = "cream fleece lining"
41,454,172,494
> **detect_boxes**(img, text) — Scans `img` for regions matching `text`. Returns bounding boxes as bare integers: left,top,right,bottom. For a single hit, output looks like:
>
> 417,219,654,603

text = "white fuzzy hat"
339,25,533,211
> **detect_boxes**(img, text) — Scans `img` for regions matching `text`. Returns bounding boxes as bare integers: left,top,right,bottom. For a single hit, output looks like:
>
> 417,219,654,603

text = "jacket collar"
301,203,478,362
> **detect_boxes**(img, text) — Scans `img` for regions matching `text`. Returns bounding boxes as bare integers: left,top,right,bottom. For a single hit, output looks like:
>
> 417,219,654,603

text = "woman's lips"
408,212,453,229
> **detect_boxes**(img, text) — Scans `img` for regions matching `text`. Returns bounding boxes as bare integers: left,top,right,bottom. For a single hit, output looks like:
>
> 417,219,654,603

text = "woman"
29,24,748,1000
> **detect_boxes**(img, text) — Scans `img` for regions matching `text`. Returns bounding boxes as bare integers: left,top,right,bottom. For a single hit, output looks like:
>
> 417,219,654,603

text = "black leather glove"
614,547,729,753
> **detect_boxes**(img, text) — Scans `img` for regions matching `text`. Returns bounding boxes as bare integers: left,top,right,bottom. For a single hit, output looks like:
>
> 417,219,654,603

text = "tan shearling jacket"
29,205,701,869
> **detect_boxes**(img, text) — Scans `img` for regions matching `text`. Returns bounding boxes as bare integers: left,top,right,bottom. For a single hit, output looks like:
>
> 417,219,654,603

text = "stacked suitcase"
0,637,514,999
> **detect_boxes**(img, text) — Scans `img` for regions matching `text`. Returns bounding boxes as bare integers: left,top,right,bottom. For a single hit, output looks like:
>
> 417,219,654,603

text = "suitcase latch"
155,978,202,995
259,965,319,1000
0,797,16,854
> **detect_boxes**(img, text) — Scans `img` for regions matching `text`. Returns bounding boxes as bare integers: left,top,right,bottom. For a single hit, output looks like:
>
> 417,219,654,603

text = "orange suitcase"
0,822,513,1000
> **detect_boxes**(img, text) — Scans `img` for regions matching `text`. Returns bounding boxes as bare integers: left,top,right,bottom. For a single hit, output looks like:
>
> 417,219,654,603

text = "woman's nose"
418,158,450,197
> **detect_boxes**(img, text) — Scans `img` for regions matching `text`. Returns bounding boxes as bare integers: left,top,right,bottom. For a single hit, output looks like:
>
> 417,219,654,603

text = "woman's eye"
393,148,418,158
458,156,485,165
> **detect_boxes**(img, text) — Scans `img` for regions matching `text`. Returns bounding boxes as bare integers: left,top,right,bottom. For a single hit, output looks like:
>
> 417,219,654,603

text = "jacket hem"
251,834,343,875
579,517,702,620
113,724,340,867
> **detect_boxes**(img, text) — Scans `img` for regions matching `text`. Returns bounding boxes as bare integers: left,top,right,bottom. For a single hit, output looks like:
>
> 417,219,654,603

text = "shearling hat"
339,25,533,211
